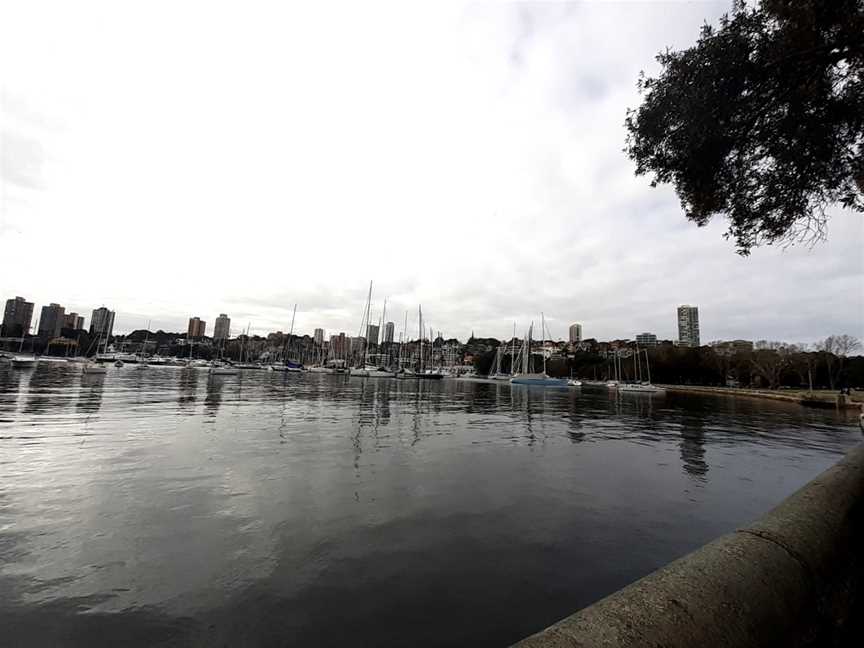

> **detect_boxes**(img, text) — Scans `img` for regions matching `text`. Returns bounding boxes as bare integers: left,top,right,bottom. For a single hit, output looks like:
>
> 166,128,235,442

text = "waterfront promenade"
660,385,863,410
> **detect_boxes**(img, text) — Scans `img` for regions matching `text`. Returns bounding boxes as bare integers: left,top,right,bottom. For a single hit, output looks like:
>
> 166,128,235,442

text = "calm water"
1,363,860,647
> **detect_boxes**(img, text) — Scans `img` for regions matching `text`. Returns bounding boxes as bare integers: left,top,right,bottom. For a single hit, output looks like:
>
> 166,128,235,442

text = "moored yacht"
209,361,238,376
511,373,568,387
11,354,38,368
83,361,108,374
269,361,303,372
619,382,666,394
350,364,394,378
617,349,663,394
509,314,568,387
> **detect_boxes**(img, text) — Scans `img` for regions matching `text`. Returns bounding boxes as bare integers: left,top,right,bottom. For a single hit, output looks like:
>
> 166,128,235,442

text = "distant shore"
658,385,863,410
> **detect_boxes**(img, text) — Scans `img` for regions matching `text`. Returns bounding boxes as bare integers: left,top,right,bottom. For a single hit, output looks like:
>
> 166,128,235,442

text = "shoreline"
658,384,863,410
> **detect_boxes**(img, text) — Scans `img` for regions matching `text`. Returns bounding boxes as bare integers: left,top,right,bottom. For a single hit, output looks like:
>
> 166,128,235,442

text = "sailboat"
11,320,38,368
135,322,151,369
83,326,110,374
350,282,395,378
510,314,568,387
235,323,262,369
489,323,517,380
11,354,37,368
399,306,442,379
619,348,665,394
209,360,238,376
270,305,305,372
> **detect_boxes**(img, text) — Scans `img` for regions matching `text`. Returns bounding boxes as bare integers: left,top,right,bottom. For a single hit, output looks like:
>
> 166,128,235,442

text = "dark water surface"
1,363,860,647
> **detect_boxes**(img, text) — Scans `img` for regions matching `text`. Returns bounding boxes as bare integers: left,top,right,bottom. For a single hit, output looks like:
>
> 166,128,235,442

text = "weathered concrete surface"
513,444,864,648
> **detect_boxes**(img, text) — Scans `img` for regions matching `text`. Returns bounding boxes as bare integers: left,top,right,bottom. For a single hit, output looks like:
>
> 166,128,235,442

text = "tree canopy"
625,0,863,254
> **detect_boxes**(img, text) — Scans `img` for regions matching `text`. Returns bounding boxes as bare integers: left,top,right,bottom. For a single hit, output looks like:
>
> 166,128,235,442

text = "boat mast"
541,313,547,376
380,297,387,367
361,281,372,367
418,305,423,372
510,322,516,375
143,321,150,359
397,310,407,370
282,303,296,363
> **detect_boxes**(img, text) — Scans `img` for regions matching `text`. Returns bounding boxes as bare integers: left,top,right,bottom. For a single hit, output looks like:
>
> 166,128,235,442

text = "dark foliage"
560,343,864,389
625,0,864,253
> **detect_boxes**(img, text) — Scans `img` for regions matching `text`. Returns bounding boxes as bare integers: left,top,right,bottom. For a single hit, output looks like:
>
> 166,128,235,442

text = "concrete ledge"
513,444,864,648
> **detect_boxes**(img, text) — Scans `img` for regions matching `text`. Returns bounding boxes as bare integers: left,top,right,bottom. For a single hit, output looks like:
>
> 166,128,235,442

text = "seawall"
513,443,864,648
659,384,862,410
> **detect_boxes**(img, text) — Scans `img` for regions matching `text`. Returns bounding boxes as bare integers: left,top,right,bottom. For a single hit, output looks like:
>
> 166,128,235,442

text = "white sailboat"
11,319,38,368
490,323,517,380
350,282,395,378
84,316,112,374
510,314,568,387
619,348,665,394
235,323,263,369
135,322,151,369
11,354,37,368
270,305,304,372
209,361,238,376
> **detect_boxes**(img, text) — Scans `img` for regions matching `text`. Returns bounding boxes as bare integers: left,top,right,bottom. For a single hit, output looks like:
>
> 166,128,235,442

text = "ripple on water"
0,364,859,647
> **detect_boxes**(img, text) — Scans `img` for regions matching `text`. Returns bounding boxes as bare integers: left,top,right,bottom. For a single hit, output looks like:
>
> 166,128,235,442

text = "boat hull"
350,369,394,378
619,384,666,394
511,374,569,387
399,372,443,380
11,358,37,368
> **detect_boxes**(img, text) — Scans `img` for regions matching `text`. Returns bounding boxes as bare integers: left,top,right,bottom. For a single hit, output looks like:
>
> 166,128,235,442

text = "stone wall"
513,444,864,647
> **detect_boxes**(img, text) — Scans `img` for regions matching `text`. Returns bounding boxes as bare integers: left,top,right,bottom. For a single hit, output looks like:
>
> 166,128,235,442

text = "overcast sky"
1,0,861,344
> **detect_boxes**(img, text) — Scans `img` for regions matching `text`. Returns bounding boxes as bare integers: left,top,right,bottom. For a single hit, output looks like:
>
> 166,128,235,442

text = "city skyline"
2,290,859,347
1,2,860,344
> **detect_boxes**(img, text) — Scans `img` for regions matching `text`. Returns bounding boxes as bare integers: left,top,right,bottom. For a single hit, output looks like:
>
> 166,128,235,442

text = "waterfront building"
314,328,324,345
38,303,66,338
90,307,116,339
188,316,206,339
569,323,582,343
636,332,658,346
2,296,34,338
214,314,231,340
677,305,700,347
330,332,351,357
366,324,379,346
63,312,85,330
384,321,395,344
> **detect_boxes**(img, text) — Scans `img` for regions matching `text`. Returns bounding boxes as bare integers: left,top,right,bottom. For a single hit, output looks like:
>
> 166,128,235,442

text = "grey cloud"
1,130,44,189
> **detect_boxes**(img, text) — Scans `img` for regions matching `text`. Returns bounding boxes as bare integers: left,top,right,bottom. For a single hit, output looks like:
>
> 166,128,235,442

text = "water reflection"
0,368,25,421
77,373,106,415
177,368,199,412
679,414,709,482
23,364,61,415
204,374,225,417
0,366,860,648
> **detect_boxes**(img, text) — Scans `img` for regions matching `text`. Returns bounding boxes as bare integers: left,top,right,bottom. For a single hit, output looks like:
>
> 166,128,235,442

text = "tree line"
473,335,863,390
